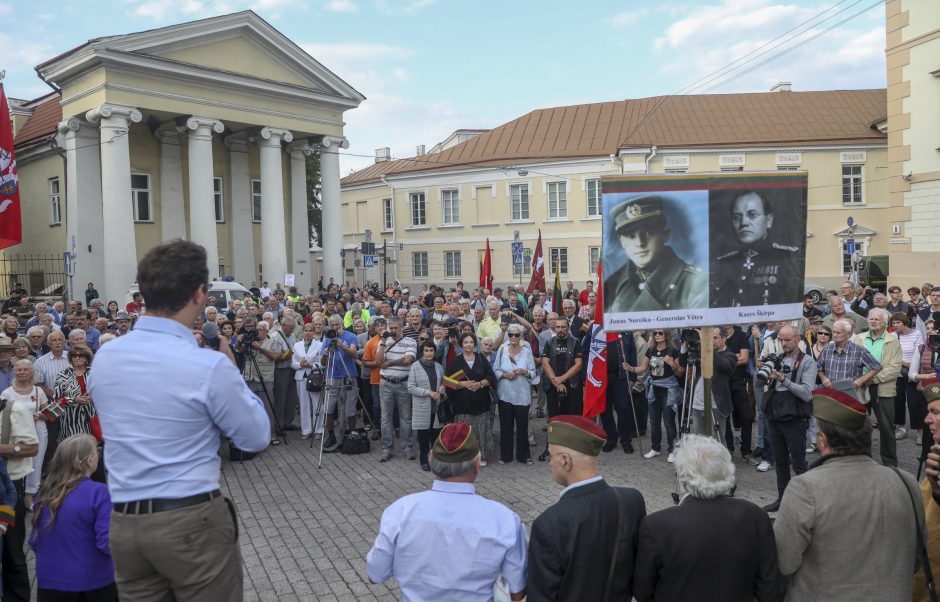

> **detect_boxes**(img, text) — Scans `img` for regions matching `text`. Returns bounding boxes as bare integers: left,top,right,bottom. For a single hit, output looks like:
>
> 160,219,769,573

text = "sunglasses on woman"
818,331,831,337
507,333,521,338
653,331,665,336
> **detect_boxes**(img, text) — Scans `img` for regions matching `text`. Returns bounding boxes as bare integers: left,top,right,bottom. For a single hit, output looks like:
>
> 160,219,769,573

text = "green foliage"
306,148,322,247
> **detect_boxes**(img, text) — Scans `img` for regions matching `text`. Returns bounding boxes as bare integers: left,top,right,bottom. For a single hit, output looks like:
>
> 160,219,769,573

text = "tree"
305,147,322,247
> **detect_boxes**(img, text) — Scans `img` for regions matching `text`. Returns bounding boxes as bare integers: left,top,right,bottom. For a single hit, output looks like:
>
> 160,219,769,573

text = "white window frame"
586,179,602,218
412,251,428,278
49,177,61,226
588,246,601,274
410,192,427,227
720,166,744,172
131,172,153,223
547,181,567,220
213,176,225,223
251,179,262,223
509,183,529,221
664,169,688,174
441,189,460,225
383,198,394,231
444,250,462,278
549,247,568,276
842,165,863,205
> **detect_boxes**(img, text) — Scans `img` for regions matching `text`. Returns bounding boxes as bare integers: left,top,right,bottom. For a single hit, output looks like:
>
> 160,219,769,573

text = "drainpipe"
644,145,658,173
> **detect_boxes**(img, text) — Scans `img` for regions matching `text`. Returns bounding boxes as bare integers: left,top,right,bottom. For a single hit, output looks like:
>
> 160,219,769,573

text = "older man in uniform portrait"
604,195,706,313
712,191,800,307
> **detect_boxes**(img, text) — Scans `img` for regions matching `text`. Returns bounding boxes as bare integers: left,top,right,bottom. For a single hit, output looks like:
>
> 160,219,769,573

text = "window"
842,165,863,204
412,252,428,278
49,178,61,226
842,239,866,274
213,177,224,223
585,179,602,217
509,184,529,221
444,251,461,278
720,166,744,172
131,173,152,222
251,179,262,223
547,181,567,219
409,192,426,227
441,189,460,225
588,246,600,274
383,198,393,231
549,247,568,276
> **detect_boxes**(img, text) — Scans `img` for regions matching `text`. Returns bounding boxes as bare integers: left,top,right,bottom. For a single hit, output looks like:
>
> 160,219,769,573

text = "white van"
123,281,251,310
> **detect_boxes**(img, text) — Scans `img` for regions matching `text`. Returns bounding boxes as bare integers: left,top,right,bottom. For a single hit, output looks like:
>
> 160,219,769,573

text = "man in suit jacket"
690,329,738,442
634,435,786,602
528,415,646,601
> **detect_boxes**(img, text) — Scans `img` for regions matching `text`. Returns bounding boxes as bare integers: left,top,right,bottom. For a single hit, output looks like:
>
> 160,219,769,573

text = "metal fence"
0,254,68,299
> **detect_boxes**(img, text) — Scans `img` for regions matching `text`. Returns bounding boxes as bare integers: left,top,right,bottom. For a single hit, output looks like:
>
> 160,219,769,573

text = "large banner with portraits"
602,171,808,331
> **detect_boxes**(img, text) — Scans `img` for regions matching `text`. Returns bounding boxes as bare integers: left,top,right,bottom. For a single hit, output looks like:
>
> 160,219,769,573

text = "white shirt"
559,475,604,499
291,339,323,381
260,287,272,298
0,388,40,480
379,336,417,379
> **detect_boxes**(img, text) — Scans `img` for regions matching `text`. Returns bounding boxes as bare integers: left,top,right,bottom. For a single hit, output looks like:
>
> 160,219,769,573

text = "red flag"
480,239,493,291
526,229,545,293
0,85,22,250
584,260,611,418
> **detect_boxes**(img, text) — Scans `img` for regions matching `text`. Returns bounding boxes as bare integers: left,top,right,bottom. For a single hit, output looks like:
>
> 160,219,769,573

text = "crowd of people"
2,260,940,600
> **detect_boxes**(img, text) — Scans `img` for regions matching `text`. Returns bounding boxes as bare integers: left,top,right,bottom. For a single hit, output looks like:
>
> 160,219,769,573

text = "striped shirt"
33,351,71,392
379,336,416,380
898,330,925,365
817,341,882,382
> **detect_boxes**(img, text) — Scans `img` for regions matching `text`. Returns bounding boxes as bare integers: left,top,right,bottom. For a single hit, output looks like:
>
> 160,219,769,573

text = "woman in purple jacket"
30,434,115,601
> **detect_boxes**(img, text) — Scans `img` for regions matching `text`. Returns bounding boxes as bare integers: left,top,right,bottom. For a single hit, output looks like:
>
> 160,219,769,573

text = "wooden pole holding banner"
700,326,715,439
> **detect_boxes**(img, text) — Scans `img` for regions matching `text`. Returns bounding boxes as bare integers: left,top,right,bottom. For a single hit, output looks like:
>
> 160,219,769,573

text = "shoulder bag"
890,466,937,602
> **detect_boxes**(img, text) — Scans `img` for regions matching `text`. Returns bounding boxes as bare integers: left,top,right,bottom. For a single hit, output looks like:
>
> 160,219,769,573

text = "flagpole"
619,335,644,455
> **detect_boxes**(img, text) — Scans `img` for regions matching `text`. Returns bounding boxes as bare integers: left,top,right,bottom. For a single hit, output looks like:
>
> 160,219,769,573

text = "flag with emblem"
551,258,562,315
443,369,467,390
40,399,67,422
526,229,545,293
480,239,493,291
0,84,22,250
584,260,612,418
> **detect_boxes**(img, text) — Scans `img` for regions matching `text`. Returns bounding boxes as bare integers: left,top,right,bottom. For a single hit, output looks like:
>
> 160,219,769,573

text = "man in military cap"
528,415,646,601
604,195,706,313
916,377,940,601
367,422,527,601
711,191,801,307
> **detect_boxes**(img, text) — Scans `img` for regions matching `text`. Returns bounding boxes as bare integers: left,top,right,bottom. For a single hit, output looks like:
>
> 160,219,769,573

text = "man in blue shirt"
89,240,269,601
320,314,360,450
76,310,101,351
367,422,527,600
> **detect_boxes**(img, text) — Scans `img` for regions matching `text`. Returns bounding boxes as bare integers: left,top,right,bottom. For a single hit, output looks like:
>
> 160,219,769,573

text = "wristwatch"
12,445,20,456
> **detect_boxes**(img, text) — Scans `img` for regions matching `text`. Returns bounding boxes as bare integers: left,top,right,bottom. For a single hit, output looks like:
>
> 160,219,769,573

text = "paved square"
222,415,923,602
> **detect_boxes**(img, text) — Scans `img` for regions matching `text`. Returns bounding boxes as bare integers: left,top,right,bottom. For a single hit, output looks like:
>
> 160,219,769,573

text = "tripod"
243,346,287,447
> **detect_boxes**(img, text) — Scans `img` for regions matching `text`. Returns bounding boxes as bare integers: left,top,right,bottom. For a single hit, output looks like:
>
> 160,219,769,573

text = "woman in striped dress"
52,345,104,483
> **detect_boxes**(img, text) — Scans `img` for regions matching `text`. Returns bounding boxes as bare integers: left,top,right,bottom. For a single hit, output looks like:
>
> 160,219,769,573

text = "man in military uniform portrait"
710,190,802,308
604,195,707,313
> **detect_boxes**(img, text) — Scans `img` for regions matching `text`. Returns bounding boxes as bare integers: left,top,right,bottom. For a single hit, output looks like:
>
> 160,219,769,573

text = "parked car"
803,283,827,305
123,281,251,310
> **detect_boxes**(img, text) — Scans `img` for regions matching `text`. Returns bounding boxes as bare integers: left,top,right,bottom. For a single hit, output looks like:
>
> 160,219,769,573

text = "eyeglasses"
817,332,831,337
508,333,521,338
653,331,665,336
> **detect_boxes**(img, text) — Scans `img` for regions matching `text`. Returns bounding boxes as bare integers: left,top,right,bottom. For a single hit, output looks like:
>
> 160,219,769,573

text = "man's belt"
114,490,221,515
382,376,407,384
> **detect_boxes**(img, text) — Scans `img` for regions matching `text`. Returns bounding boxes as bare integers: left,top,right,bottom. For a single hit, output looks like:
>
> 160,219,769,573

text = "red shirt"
578,289,592,307
126,301,144,314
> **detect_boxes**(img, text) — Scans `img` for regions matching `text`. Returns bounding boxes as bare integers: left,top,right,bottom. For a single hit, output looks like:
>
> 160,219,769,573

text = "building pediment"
835,225,876,237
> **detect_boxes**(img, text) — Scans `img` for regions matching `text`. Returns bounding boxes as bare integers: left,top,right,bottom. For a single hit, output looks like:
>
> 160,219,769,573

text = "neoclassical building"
10,11,362,301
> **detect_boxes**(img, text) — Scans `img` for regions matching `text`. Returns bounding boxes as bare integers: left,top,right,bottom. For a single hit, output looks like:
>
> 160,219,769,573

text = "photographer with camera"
240,319,287,446
376,317,417,463
759,325,818,512
850,287,888,318
320,316,360,452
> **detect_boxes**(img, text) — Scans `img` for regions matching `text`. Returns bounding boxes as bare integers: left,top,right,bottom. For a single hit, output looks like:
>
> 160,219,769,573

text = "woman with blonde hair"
30,434,116,601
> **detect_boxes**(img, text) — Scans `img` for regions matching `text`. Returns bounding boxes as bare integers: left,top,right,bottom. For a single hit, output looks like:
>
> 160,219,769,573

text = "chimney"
375,147,391,163
416,144,425,156
770,82,792,93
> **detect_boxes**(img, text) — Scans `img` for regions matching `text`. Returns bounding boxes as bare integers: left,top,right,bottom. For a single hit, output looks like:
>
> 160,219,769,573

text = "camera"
500,313,512,324
381,330,392,339
367,286,389,303
681,329,701,362
756,353,791,384
448,326,459,339
238,326,258,345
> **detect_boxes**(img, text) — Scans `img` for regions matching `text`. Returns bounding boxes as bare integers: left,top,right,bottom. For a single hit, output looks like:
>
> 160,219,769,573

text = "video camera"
367,286,389,303
238,325,259,345
325,328,339,349
681,329,701,363
756,353,791,385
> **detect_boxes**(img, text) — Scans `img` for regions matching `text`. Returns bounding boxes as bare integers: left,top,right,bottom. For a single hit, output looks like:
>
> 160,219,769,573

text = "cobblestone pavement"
221,412,924,602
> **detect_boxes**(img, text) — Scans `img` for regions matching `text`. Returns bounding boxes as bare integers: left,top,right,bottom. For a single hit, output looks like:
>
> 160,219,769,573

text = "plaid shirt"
817,340,882,382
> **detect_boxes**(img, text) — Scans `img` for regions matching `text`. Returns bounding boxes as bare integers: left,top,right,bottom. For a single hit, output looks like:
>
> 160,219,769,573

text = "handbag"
890,466,938,602
341,428,371,455
436,393,456,425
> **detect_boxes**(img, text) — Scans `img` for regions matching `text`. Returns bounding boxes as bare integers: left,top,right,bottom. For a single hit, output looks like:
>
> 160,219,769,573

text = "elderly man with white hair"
851,307,901,467
67,328,87,349
634,435,786,602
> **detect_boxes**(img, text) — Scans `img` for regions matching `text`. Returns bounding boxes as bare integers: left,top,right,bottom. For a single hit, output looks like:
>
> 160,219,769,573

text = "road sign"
511,241,524,265
364,255,376,268
63,251,75,276
846,238,856,256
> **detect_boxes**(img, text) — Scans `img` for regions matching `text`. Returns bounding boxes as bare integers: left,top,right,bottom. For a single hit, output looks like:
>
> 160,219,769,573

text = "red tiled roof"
342,89,887,186
14,93,62,150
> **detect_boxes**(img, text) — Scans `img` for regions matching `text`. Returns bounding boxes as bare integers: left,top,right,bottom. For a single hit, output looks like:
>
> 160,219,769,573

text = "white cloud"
653,0,886,94
374,0,437,14
325,0,358,12
301,42,414,91
608,9,647,28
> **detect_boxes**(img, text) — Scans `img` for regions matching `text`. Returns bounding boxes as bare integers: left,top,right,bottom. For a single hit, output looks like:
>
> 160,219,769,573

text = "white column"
56,118,104,301
185,117,225,279
289,141,314,294
225,134,255,284
320,135,349,285
156,125,186,241
259,127,293,284
85,104,142,302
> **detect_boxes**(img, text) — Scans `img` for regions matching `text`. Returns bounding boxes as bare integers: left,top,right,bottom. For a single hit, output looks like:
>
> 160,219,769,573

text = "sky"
4,0,887,174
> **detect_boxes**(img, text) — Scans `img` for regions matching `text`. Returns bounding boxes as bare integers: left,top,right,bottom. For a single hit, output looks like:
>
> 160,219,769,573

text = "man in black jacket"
690,329,738,442
634,434,786,602
528,415,646,601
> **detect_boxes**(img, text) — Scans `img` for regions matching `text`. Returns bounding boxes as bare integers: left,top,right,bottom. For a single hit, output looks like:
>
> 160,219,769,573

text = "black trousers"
600,377,634,444
770,419,808,499
546,386,582,418
726,381,753,455
498,401,530,462
37,582,118,602
416,428,440,466
2,477,29,602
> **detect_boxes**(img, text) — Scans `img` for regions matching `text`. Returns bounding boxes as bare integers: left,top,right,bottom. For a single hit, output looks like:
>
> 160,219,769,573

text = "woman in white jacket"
292,322,324,439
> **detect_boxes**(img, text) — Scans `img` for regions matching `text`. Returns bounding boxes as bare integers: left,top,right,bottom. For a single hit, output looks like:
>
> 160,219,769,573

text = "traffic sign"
511,241,524,265
364,255,376,268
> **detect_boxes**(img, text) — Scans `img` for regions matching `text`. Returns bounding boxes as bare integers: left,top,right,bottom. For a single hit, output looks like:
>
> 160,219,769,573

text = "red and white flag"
526,229,545,293
0,84,22,250
584,260,614,419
